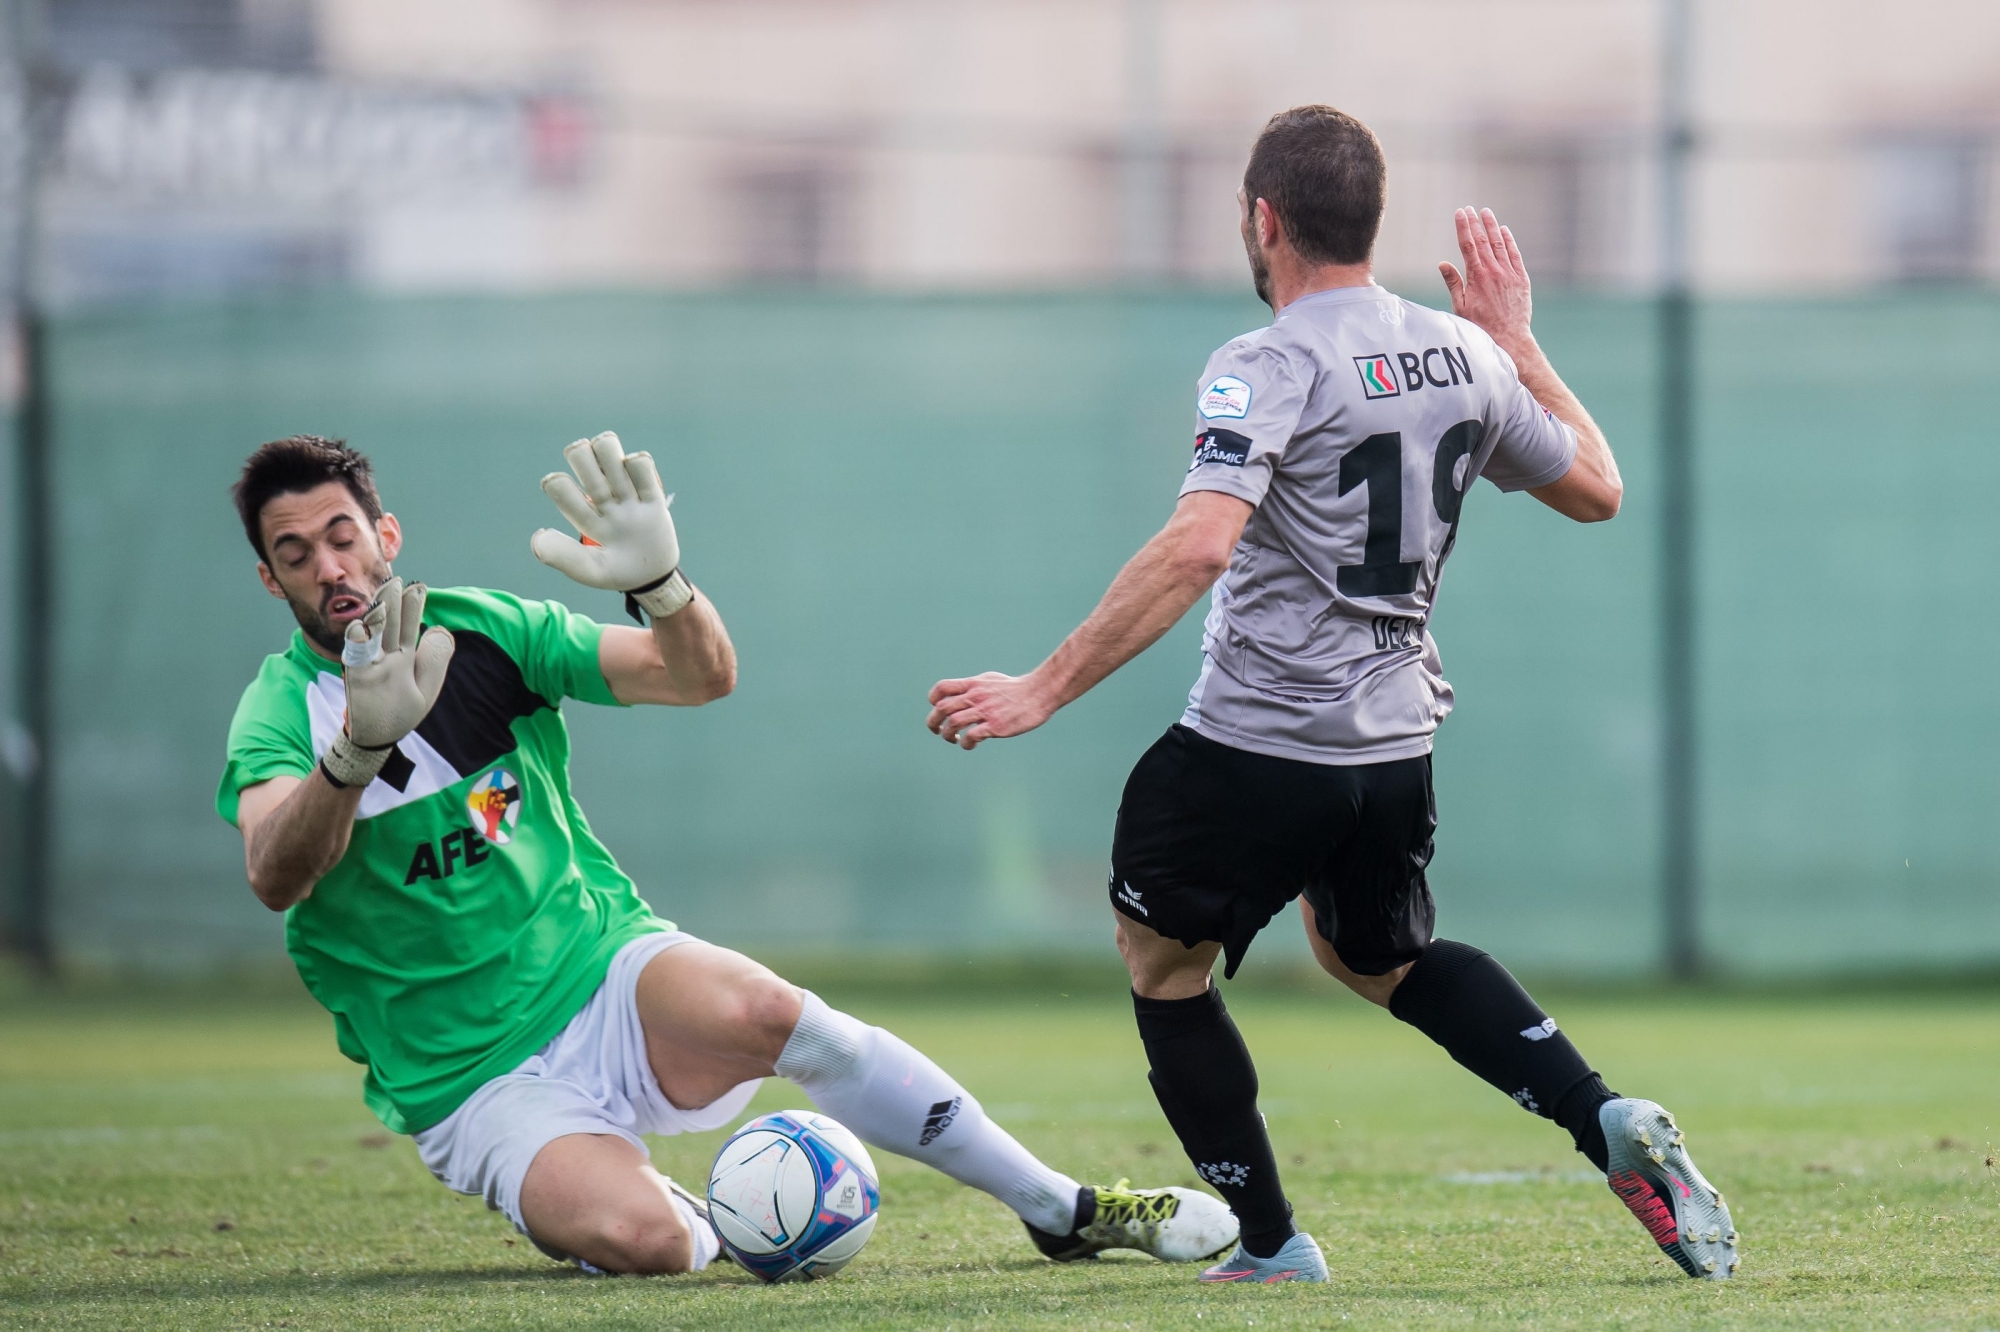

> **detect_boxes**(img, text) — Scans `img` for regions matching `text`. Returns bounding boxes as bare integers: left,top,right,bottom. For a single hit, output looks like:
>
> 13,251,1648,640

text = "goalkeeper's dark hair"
1243,105,1386,266
234,435,383,562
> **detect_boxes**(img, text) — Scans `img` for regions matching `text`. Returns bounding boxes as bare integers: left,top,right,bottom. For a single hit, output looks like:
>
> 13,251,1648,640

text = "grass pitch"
3,972,1997,1330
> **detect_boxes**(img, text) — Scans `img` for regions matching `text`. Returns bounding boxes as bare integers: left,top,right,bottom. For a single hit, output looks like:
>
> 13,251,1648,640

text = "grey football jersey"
1177,284,1576,764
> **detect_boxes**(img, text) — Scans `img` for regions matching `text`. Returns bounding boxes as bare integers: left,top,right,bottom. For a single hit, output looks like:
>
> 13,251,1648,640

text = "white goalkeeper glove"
529,431,695,622
321,577,456,789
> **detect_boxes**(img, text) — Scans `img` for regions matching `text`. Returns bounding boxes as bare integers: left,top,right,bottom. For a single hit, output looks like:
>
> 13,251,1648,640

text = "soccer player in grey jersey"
927,106,1738,1284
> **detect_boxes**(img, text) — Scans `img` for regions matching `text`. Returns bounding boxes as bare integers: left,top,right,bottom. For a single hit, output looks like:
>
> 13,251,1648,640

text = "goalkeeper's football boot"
1026,1180,1238,1262
1601,1097,1738,1280
1197,1232,1328,1283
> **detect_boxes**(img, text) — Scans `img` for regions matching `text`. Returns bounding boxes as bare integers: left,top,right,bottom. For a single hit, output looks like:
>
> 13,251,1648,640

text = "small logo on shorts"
1199,1160,1250,1188
920,1097,961,1146
1115,881,1149,917
1520,1018,1558,1042
467,769,522,845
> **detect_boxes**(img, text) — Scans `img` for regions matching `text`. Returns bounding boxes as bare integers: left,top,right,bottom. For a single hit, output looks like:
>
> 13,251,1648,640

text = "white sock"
666,1189,721,1272
775,991,1082,1235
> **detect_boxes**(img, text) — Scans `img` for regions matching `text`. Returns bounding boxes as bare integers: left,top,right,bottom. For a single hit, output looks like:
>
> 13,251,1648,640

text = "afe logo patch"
467,768,522,845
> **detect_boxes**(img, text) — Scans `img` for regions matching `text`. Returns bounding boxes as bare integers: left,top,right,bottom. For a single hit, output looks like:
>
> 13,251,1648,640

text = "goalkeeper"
219,432,1236,1274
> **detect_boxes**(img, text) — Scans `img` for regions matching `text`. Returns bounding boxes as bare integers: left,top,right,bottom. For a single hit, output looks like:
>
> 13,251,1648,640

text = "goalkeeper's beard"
289,562,392,656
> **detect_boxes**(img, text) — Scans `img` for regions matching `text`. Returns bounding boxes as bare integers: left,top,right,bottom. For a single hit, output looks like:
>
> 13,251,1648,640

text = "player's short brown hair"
1243,105,1386,266
233,435,383,562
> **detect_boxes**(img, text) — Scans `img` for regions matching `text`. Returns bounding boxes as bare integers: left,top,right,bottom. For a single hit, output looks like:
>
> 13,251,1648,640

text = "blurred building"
22,0,2000,301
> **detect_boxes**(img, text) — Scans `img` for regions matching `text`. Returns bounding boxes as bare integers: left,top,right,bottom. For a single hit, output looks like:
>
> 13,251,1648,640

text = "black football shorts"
1108,724,1437,979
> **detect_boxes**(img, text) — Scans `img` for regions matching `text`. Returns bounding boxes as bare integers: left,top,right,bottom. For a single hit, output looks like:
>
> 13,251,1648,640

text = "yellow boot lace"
1091,1178,1182,1232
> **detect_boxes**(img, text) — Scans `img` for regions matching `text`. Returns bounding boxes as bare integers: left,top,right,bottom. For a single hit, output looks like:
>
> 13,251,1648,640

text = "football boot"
1197,1232,1328,1283
1027,1179,1238,1262
1601,1097,1738,1280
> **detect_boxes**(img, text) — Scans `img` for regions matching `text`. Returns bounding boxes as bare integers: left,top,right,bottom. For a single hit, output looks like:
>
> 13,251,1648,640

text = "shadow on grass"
4,1265,580,1307
11,1254,1721,1317
5,1253,1095,1308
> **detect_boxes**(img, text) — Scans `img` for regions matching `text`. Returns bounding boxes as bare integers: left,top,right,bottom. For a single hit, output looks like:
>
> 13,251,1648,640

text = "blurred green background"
16,288,2000,978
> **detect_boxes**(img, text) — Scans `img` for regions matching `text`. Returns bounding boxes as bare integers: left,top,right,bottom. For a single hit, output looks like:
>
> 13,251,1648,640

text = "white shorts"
412,930,764,1238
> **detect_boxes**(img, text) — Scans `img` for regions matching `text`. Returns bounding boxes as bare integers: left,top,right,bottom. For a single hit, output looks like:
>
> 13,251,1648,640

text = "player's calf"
1382,938,1618,1169
566,1194,694,1275
772,991,1086,1235
518,1133,722,1274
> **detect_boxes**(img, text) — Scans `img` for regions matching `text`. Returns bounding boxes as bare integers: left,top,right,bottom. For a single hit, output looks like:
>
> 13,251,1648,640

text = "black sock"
1387,940,1618,1172
1133,986,1295,1258
1553,1073,1616,1172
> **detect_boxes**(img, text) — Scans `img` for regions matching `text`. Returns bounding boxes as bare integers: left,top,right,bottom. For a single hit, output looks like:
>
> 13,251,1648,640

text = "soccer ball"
706,1110,880,1282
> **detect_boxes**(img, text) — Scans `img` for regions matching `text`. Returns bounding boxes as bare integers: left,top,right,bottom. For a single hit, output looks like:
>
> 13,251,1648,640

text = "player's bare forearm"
927,491,1251,749
1039,505,1238,707
599,590,737,706
1508,341,1621,521
238,772,364,911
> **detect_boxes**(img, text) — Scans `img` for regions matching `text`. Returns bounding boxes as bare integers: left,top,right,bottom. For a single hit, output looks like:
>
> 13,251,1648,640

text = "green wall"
33,288,2000,976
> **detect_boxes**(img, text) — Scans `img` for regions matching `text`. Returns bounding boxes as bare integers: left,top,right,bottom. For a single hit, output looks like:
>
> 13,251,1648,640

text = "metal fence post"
1659,0,1702,979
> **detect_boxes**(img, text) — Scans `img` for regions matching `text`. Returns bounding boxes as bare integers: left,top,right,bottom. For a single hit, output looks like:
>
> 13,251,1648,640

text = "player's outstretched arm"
238,578,455,910
532,431,736,706
1439,206,1622,523
927,490,1251,750
598,603,736,706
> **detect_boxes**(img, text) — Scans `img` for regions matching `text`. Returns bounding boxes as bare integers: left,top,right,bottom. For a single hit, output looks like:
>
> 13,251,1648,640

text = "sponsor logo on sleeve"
1190,428,1251,469
1198,374,1252,419
1355,353,1400,398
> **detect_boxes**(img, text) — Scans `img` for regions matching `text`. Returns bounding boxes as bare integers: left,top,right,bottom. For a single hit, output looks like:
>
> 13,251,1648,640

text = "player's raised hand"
1439,206,1534,353
531,431,695,620
532,431,679,589
926,671,1057,750
323,576,455,787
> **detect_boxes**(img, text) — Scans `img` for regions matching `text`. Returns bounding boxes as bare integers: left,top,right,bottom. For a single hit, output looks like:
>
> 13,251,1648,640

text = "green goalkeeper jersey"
217,586,673,1134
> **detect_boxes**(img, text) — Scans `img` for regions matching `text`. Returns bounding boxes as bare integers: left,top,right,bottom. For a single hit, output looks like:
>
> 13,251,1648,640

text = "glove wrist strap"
625,568,695,624
322,732,392,789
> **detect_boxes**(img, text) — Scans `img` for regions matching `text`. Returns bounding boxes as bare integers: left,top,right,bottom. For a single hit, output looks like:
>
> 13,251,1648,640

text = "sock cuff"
1387,938,1490,1024
1552,1071,1616,1125
1131,985,1226,1031
666,1191,720,1272
773,990,864,1085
